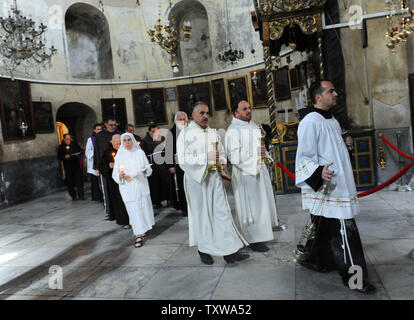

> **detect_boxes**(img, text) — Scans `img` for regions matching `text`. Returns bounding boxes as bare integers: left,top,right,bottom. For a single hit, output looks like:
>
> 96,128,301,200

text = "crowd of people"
56,80,376,294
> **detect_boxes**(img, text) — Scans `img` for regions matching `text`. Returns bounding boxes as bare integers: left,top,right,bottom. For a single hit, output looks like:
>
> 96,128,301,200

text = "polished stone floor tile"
136,267,224,300
212,266,295,300
65,266,159,299
364,239,414,265
374,264,414,299
100,244,180,267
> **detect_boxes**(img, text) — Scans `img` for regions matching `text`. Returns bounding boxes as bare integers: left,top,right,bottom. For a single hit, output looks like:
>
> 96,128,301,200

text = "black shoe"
78,197,86,200
223,252,250,264
344,280,376,294
249,242,270,252
182,210,188,217
298,260,330,273
198,251,214,265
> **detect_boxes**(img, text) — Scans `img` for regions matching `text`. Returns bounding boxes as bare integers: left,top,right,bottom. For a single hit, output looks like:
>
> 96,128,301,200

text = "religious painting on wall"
273,67,291,101
211,78,227,111
177,82,212,117
101,98,128,132
131,88,167,127
289,68,300,90
165,87,177,102
33,101,54,133
0,79,35,141
249,69,267,109
227,76,249,112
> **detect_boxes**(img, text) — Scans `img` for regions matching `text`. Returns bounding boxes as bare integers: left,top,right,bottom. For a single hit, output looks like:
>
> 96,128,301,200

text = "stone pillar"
408,0,414,153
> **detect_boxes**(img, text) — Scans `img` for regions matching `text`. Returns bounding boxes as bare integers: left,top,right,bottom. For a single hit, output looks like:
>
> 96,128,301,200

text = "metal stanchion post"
396,131,413,192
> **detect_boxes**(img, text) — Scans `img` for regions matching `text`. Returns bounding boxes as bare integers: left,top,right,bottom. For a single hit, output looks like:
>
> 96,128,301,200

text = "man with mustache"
225,100,280,253
177,101,249,265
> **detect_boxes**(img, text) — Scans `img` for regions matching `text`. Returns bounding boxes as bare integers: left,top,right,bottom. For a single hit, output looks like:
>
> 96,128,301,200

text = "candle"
66,146,70,151
112,152,116,159
285,106,289,123
119,165,125,184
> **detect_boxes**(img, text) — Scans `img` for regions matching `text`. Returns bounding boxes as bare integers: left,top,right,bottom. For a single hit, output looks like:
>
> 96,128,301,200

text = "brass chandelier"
0,0,57,75
385,0,414,54
147,1,192,73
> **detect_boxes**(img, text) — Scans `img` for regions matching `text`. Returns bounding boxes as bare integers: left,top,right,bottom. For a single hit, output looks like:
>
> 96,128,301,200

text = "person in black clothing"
166,111,188,215
57,133,85,201
93,116,122,220
101,134,131,229
85,123,103,202
140,123,171,209
126,123,142,144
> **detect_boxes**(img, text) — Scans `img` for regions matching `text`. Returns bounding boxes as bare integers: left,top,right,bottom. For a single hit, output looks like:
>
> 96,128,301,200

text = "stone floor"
0,185,413,300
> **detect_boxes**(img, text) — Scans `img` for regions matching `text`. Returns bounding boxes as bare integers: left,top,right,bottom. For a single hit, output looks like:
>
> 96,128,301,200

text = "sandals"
104,215,111,220
134,235,144,248
123,225,131,229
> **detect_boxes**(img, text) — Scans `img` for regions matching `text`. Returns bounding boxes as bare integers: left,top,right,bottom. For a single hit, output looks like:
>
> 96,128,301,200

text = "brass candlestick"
209,141,220,171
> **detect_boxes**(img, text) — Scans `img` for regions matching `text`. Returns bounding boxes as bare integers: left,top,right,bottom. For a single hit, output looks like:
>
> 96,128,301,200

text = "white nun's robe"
295,112,359,219
113,133,155,235
177,121,248,256
225,117,278,243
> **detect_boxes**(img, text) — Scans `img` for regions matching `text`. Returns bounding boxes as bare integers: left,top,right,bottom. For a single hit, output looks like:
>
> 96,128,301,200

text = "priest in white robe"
177,101,249,265
225,100,279,252
295,81,375,294
113,133,155,248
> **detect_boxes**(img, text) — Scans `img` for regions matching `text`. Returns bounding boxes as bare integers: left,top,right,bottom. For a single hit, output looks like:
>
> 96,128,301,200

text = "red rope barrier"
277,161,296,180
357,162,413,197
276,161,413,198
381,135,414,160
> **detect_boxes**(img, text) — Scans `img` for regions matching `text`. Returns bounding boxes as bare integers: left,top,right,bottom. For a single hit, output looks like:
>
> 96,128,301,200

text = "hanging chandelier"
385,0,414,54
0,0,57,75
217,0,244,64
147,1,192,73
218,42,244,63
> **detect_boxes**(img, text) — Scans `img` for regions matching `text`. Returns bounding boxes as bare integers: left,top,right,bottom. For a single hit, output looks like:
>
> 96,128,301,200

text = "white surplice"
177,121,248,256
225,117,278,243
295,112,359,219
113,133,155,235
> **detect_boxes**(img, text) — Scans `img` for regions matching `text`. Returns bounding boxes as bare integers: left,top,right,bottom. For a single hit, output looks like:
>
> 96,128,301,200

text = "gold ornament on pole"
147,0,192,73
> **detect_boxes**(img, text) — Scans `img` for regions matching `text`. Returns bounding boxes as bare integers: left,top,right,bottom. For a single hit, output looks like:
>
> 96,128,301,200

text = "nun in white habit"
112,133,155,247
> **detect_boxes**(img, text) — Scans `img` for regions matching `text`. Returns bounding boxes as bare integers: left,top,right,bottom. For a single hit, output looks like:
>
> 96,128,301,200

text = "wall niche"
65,3,114,80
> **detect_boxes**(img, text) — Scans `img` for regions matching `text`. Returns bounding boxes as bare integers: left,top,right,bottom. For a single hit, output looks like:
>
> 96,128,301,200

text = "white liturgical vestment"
225,117,278,243
177,121,248,256
295,112,359,219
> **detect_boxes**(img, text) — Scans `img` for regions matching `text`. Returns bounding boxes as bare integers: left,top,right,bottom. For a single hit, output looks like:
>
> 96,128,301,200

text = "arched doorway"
56,102,97,148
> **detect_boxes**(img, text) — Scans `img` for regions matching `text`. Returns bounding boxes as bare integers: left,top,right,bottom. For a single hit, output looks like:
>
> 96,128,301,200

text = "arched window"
65,3,114,80
170,0,213,76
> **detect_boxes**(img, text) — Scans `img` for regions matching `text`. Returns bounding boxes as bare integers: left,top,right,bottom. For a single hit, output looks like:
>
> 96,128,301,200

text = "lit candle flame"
112,152,116,159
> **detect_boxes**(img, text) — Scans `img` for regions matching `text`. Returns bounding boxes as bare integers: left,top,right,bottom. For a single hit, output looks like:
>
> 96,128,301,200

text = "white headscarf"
114,133,143,176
